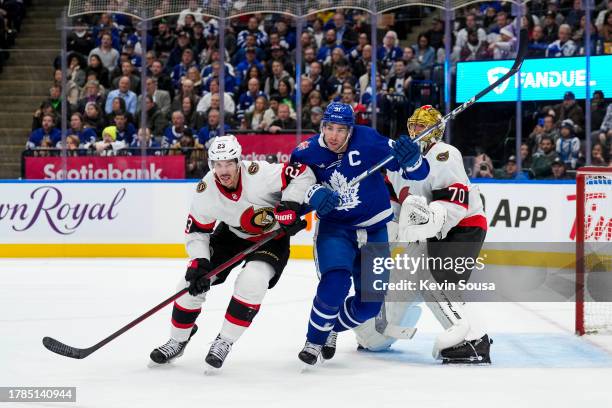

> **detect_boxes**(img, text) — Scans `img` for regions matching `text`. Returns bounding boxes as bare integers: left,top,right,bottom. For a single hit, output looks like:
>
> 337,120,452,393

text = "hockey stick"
347,28,528,189
42,220,307,359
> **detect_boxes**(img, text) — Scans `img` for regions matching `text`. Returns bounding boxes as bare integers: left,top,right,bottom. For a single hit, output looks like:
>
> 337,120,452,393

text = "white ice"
1,259,611,408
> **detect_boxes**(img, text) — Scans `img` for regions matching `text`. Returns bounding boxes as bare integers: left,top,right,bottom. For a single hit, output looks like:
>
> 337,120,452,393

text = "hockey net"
575,167,612,335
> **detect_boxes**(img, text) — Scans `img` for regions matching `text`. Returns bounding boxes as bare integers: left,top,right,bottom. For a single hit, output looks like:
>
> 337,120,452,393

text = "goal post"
575,167,612,335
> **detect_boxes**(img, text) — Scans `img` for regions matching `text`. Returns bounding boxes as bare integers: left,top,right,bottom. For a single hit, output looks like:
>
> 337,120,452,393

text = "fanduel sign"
456,55,612,103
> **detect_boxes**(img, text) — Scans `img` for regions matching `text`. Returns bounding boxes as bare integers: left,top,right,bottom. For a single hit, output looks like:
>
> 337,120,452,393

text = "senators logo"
436,151,449,162
196,181,207,193
239,206,276,235
248,162,259,175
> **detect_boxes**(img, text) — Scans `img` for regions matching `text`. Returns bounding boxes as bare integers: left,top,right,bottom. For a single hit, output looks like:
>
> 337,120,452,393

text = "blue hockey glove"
305,184,340,216
392,136,422,170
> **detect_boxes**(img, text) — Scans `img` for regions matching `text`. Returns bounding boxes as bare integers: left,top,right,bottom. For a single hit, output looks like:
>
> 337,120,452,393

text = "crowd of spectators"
0,0,26,73
452,0,612,62
23,0,612,179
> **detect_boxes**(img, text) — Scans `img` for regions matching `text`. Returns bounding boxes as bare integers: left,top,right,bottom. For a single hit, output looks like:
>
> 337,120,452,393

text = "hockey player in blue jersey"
290,102,430,365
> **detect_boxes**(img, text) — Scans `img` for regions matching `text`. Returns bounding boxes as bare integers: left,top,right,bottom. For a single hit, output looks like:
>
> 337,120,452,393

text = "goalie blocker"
355,105,491,364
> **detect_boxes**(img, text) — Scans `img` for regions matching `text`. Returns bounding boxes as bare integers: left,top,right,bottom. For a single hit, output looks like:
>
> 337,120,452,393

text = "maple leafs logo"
324,170,361,211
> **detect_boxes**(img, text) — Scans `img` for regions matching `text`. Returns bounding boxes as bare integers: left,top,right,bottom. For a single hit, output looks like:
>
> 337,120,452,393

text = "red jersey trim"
280,163,307,190
231,296,261,310
171,319,195,329
215,171,243,202
457,214,488,230
384,174,399,203
187,214,215,232
225,313,252,327
173,302,202,313
433,183,469,209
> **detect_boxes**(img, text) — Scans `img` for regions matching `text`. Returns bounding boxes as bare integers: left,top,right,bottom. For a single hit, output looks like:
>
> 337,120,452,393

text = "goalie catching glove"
398,195,447,242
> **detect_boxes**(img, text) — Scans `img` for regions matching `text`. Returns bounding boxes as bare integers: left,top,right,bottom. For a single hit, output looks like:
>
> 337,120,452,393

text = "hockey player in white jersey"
150,135,315,369
354,105,492,363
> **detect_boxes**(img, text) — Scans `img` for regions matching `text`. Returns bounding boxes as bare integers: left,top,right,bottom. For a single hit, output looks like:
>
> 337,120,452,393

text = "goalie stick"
42,220,307,360
346,28,528,190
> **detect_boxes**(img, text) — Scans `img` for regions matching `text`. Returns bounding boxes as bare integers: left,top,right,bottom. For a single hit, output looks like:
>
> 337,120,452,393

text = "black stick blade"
42,336,90,359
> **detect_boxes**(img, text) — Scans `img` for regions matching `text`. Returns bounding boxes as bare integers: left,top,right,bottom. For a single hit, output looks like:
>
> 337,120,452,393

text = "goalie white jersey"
387,141,487,239
185,160,315,259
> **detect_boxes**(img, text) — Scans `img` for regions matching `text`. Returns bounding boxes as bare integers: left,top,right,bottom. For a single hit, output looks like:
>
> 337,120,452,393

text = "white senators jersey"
185,160,316,259
387,141,487,239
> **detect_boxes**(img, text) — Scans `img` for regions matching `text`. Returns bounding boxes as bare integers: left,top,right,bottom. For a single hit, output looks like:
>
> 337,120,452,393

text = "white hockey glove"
399,195,447,242
387,220,399,242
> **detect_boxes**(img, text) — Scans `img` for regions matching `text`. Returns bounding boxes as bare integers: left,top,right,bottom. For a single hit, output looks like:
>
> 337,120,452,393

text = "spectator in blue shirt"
163,111,195,148
66,112,97,145
412,33,435,72
233,35,266,66
235,47,265,84
197,109,230,147
330,12,358,49
378,30,403,73
130,127,161,156
201,61,236,95
113,111,137,145
317,29,343,63
171,48,198,88
238,78,267,117
105,76,137,115
27,114,61,149
274,19,296,50
237,16,269,49
527,25,549,58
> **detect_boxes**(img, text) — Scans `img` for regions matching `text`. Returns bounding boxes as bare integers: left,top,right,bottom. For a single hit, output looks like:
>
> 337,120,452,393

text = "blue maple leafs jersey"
291,125,429,230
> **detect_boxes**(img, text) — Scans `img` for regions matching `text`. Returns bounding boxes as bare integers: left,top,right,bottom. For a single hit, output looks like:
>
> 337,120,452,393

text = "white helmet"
208,135,242,170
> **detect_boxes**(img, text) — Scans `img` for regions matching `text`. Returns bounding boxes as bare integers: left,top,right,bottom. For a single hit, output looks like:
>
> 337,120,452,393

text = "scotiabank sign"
236,133,312,162
25,156,185,180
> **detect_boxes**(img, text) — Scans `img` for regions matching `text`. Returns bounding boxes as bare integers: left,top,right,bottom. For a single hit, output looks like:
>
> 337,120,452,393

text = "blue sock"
306,269,351,344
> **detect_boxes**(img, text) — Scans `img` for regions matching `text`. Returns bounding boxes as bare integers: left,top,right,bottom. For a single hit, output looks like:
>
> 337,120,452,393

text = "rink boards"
0,179,580,264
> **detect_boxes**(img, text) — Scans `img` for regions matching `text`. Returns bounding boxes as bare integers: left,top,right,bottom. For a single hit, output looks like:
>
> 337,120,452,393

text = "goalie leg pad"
354,317,397,351
353,301,423,349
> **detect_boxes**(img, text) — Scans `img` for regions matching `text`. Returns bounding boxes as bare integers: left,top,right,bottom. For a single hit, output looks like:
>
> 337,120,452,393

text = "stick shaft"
347,29,528,188
42,224,302,359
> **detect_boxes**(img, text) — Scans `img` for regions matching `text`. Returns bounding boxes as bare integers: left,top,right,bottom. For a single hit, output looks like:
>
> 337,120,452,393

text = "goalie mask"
208,134,242,171
407,105,444,149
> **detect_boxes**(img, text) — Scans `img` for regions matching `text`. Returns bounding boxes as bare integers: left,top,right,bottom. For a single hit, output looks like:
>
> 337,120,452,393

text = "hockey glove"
274,201,302,235
305,184,340,216
399,197,447,242
185,258,213,296
392,136,422,171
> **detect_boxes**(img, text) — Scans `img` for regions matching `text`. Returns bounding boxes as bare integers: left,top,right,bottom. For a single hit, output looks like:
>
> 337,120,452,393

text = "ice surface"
1,259,611,408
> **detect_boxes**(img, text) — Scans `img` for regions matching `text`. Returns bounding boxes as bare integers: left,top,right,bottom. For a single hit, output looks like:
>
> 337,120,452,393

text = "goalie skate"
440,334,492,364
